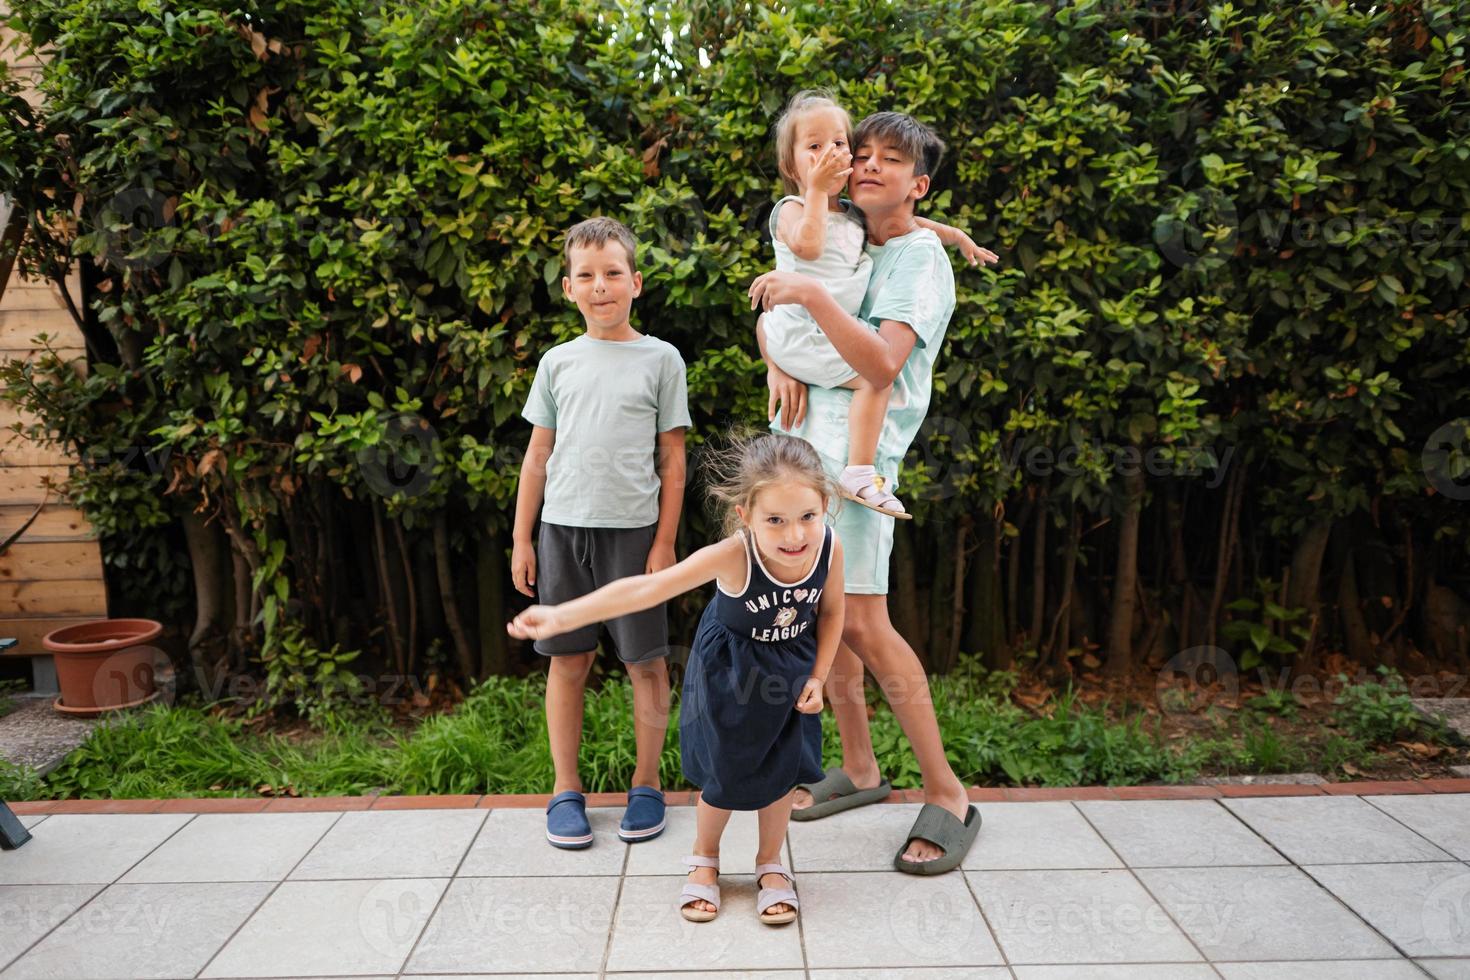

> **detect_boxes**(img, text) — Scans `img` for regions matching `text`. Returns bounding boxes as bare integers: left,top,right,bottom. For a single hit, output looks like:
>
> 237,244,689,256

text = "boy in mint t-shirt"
513,217,690,850
750,112,986,875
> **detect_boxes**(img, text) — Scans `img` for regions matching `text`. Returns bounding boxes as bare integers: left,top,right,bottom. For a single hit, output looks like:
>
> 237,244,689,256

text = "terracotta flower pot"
43,618,162,716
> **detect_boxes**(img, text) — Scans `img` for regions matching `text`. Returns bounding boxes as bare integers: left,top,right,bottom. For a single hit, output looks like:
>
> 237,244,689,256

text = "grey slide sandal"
789,767,894,822
893,802,982,875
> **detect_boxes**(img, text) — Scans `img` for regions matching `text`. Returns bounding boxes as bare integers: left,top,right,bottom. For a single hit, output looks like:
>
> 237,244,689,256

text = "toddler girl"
509,432,844,926
761,89,994,518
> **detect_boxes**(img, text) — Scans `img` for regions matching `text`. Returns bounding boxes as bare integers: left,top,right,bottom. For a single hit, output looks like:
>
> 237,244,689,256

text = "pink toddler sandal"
755,862,799,926
678,854,721,923
838,467,912,520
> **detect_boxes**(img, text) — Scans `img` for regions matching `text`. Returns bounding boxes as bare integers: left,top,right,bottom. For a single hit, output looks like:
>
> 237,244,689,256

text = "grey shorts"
534,522,670,663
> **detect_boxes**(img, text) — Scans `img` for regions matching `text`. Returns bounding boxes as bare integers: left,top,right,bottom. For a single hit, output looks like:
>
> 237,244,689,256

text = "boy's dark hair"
563,216,639,272
852,112,946,181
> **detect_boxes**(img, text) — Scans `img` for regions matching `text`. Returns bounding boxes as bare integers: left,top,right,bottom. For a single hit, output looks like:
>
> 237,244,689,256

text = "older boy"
514,216,690,849
751,112,988,874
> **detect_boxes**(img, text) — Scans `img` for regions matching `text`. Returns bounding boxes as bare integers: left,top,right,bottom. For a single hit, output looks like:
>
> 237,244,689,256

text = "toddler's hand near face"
809,144,853,196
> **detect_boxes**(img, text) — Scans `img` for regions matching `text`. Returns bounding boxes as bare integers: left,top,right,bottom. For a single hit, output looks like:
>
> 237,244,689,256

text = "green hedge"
1,0,1468,692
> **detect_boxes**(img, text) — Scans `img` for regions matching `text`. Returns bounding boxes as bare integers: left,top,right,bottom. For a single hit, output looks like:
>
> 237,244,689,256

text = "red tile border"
1004,786,1119,802
156,798,271,813
1216,784,1326,797
13,778,1470,815
370,794,482,810
261,795,375,812
1323,780,1430,796
9,801,58,815
477,793,553,809
1421,778,1470,793
1109,785,1222,800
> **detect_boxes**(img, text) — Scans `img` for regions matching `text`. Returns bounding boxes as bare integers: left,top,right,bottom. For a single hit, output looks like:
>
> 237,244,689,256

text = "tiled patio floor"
3,788,1470,978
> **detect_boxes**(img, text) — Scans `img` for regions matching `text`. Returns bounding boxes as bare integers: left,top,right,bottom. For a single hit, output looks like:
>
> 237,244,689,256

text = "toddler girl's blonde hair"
774,89,853,195
704,430,839,537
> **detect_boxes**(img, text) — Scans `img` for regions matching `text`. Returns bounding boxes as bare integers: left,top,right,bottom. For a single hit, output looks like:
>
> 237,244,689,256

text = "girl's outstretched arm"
913,216,1000,268
507,535,744,642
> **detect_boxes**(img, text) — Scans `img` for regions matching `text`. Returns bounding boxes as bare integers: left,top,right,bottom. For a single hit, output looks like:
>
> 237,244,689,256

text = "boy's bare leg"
626,656,670,790
685,796,733,913
547,651,597,795
845,595,969,864
757,791,796,915
838,376,893,467
792,642,884,811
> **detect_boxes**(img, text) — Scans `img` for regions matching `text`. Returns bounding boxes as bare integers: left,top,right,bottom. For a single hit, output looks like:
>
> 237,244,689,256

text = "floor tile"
2,881,270,979
123,812,338,883
0,884,102,970
1137,865,1398,961
800,871,1003,969
1217,962,1429,979
610,973,805,979
202,877,446,977
407,875,618,974
0,814,192,885
960,802,1122,871
15,817,44,831
1013,967,1217,979
624,804,790,876
1417,960,1470,980
291,809,485,879
1306,862,1470,957
810,971,1009,980
459,807,627,877
604,873,803,972
1365,793,1470,860
1222,797,1452,864
1077,799,1286,867
969,868,1200,964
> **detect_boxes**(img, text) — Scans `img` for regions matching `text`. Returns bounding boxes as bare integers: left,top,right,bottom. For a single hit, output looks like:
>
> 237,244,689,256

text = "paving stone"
1012,967,1217,979
408,875,619,975
291,809,485,879
0,884,101,970
1077,799,1286,868
1216,963,1430,979
1364,793,1470,860
1412,699,1470,741
123,812,338,883
0,814,192,885
459,807,627,877
0,699,96,775
800,871,1002,969
1306,862,1470,958
959,802,1122,871
1136,865,1399,961
1222,796,1452,864
1416,960,1470,980
202,878,446,977
968,868,1199,964
2,881,271,980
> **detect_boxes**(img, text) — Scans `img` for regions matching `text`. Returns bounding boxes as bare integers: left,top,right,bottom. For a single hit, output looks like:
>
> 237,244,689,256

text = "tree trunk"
1337,540,1374,665
1029,494,1048,646
892,520,924,660
180,508,230,695
927,522,956,673
477,523,512,677
1005,495,1034,648
1047,507,1080,673
1106,465,1146,676
969,515,1011,670
1204,461,1246,649
434,512,477,682
948,515,968,671
392,517,419,673
1286,518,1333,668
372,500,406,674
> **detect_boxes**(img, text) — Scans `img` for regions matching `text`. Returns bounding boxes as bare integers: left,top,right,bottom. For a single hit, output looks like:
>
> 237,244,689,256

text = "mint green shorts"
819,447,899,596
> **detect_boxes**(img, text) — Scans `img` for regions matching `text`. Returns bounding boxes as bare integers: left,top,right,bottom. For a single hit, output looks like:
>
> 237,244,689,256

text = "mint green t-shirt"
522,333,691,529
774,227,956,477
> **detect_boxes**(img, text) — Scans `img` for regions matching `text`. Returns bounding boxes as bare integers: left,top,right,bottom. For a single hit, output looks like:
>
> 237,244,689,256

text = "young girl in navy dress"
508,433,844,926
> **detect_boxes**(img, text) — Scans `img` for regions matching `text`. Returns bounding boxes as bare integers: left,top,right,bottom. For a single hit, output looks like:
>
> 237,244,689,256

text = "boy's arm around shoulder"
913,215,1000,268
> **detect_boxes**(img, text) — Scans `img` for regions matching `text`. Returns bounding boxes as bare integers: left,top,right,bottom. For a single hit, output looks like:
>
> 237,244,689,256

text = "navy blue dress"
680,526,832,810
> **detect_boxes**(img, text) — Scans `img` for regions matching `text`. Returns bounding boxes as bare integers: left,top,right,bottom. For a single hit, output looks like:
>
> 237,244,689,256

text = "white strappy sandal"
755,862,799,926
678,854,721,923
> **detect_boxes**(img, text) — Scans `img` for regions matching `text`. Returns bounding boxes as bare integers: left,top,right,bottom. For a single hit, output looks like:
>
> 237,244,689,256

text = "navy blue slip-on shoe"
546,790,593,849
619,786,667,843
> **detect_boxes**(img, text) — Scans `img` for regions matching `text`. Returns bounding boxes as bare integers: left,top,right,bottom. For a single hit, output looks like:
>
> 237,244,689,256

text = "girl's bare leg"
685,796,732,913
757,791,796,915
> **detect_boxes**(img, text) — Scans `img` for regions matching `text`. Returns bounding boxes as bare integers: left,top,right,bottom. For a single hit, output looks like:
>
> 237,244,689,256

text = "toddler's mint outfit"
761,196,875,389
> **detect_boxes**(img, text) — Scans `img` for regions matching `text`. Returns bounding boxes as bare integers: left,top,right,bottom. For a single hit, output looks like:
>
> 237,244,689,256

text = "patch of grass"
0,760,44,799
1331,667,1449,745
1245,688,1301,720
